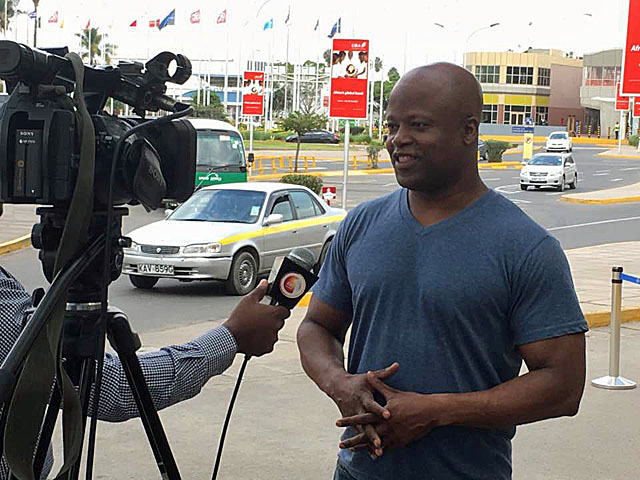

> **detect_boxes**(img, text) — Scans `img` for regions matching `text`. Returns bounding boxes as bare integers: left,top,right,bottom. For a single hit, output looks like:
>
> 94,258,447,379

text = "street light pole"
463,22,500,65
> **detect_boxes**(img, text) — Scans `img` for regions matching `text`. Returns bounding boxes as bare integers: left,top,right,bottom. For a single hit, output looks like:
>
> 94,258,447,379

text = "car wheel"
558,176,565,192
314,239,332,275
129,275,159,289
520,184,528,191
569,173,577,189
226,250,258,295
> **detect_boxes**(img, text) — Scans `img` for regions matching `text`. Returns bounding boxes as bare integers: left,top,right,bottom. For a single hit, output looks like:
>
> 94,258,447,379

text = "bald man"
297,64,587,479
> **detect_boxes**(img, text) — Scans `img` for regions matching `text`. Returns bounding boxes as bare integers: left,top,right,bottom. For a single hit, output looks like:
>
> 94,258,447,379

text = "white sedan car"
546,131,573,152
520,153,578,191
122,182,346,295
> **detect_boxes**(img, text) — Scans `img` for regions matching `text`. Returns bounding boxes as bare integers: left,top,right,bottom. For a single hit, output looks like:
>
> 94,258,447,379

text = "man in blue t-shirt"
297,63,588,480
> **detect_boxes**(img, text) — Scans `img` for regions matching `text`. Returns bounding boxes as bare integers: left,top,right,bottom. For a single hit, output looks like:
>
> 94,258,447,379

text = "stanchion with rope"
592,266,637,390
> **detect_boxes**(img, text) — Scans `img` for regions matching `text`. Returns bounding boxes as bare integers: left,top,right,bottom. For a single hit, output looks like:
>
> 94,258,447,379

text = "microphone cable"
211,355,250,480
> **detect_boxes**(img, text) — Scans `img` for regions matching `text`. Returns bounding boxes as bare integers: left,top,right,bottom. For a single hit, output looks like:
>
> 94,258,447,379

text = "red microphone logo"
279,273,306,299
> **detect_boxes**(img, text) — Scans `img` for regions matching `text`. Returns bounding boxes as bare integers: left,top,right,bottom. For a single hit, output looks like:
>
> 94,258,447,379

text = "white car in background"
546,131,573,152
122,182,346,295
520,153,578,192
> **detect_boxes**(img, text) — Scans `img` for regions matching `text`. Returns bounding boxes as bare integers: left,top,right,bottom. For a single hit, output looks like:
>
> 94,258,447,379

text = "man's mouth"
392,153,417,165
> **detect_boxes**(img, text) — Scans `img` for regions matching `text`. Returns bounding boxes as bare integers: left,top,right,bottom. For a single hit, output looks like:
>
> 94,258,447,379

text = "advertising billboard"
329,38,369,119
616,82,630,111
621,0,640,96
241,71,265,116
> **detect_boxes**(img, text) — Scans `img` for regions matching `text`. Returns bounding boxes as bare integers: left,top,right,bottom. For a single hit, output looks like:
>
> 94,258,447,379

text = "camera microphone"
267,247,318,309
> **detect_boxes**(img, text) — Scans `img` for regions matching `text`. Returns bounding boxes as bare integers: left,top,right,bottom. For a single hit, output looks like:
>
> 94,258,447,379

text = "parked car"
545,131,573,152
478,139,488,161
285,130,340,144
519,153,578,191
122,182,346,295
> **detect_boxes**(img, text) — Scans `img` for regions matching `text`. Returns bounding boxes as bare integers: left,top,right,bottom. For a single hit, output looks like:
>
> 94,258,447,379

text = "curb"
560,195,640,205
597,152,640,160
0,235,31,256
585,307,640,328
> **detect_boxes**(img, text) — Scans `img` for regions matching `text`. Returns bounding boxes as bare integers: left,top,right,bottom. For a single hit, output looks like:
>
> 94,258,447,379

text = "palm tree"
75,27,117,65
0,0,16,33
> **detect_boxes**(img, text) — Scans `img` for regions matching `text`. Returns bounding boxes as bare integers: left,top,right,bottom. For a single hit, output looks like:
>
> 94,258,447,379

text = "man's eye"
413,121,428,128
386,124,398,132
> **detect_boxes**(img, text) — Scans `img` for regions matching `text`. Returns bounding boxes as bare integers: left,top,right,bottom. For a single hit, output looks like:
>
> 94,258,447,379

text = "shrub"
280,174,323,194
352,134,372,144
629,135,639,147
485,140,511,162
366,142,384,168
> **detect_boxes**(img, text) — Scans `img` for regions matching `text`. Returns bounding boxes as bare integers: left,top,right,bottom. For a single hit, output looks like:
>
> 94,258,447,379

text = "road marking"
481,177,500,181
495,185,522,194
511,176,521,179
548,216,640,232
620,167,640,171
546,192,565,195
593,172,610,176
595,170,610,173
512,199,531,204
611,178,623,182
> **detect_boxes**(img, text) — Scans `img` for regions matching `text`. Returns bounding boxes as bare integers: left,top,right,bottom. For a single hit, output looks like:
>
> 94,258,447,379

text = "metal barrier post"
312,157,317,168
304,157,309,172
352,155,358,170
271,158,277,173
288,157,293,171
279,156,284,169
592,267,637,390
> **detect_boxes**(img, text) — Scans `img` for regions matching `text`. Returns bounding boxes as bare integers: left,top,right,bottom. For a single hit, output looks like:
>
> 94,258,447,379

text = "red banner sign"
616,82,630,111
241,71,264,116
622,0,640,96
329,38,369,119
634,98,640,117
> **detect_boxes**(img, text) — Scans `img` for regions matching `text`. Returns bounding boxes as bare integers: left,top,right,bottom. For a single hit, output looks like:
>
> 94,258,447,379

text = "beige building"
464,49,584,130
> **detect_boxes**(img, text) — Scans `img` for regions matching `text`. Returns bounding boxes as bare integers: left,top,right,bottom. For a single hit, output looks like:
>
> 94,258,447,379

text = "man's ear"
463,115,480,145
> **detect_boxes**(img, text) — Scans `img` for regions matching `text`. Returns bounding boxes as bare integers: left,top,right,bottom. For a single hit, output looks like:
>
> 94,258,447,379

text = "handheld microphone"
267,247,318,309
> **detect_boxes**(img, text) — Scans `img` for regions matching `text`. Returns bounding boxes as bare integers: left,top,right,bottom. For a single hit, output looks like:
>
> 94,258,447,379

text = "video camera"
0,40,196,210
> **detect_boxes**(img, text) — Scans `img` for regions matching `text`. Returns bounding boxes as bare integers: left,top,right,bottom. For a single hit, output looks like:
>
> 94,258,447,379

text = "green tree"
278,111,327,171
75,27,117,65
192,91,228,121
323,49,331,67
0,0,16,33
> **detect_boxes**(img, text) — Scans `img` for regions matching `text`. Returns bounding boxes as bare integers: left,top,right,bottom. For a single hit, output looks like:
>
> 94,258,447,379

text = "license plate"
138,264,174,275
530,179,546,183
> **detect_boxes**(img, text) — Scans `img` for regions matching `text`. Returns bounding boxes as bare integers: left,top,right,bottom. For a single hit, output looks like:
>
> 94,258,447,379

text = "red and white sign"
329,38,369,119
323,95,329,107
616,82,630,111
48,11,58,23
634,98,640,117
216,9,227,24
242,71,265,116
190,10,201,24
622,0,640,96
321,186,337,205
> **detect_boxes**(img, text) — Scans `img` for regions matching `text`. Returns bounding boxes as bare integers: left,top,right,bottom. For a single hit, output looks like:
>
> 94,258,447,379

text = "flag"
216,9,226,24
48,11,58,23
284,6,290,25
328,18,341,38
314,18,319,31
190,10,200,24
27,11,36,19
158,9,175,30
263,18,273,30
149,19,159,27
85,19,91,30
129,20,137,27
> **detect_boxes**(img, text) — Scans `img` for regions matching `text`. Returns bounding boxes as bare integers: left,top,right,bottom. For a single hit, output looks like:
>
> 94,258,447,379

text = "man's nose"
392,125,413,148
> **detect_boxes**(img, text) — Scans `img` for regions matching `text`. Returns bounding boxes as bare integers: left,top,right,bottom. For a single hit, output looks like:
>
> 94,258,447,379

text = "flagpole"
4,0,7,39
315,26,320,112
284,25,290,114
197,59,202,105
378,64,384,140
224,21,229,113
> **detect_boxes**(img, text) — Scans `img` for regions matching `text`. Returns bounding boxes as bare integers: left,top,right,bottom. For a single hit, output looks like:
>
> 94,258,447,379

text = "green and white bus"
188,118,254,188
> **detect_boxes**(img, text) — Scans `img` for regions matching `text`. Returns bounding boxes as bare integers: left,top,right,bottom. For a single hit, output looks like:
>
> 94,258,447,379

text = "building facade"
579,49,623,138
464,49,584,131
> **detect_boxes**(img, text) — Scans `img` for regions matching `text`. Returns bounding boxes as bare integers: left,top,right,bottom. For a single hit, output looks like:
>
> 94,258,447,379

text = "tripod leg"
106,309,182,480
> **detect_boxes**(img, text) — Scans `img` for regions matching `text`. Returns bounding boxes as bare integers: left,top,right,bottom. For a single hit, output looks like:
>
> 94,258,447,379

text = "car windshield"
169,189,266,223
528,156,562,166
196,130,245,167
550,133,567,139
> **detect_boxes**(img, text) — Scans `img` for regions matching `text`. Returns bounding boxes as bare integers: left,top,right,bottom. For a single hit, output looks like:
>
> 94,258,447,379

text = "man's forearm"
433,366,584,431
297,320,348,398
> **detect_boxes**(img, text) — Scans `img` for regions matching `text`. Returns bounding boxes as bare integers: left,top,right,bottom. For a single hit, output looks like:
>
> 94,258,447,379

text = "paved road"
4,145,640,332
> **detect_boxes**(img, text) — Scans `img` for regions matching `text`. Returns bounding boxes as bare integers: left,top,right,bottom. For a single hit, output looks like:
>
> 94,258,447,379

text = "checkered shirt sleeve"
0,267,237,478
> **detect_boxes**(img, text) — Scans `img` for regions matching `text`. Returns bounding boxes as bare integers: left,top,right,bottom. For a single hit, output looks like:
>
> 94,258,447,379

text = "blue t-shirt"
313,188,587,480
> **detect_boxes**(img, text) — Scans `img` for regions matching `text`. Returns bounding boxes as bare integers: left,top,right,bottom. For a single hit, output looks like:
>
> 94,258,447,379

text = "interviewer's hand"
223,279,290,357
328,363,399,457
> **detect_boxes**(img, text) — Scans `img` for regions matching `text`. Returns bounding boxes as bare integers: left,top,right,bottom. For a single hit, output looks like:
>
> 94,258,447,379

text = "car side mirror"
248,152,255,164
263,213,284,226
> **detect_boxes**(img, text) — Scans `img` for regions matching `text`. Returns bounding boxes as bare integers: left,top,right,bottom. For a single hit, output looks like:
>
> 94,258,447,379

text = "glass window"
290,191,319,219
506,66,533,85
538,68,550,86
482,104,498,124
271,196,294,222
474,65,500,83
196,130,246,168
528,155,562,166
550,133,568,139
535,106,549,125
170,189,266,224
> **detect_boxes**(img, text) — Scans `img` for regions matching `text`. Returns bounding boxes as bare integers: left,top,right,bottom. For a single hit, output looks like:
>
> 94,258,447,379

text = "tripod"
0,207,182,480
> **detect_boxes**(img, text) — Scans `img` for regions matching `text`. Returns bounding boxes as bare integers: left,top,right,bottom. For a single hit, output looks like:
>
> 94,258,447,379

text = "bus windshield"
196,130,246,168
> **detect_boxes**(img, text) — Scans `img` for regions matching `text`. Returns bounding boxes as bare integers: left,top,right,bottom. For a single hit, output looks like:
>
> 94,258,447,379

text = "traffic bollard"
592,267,637,390
271,158,277,173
